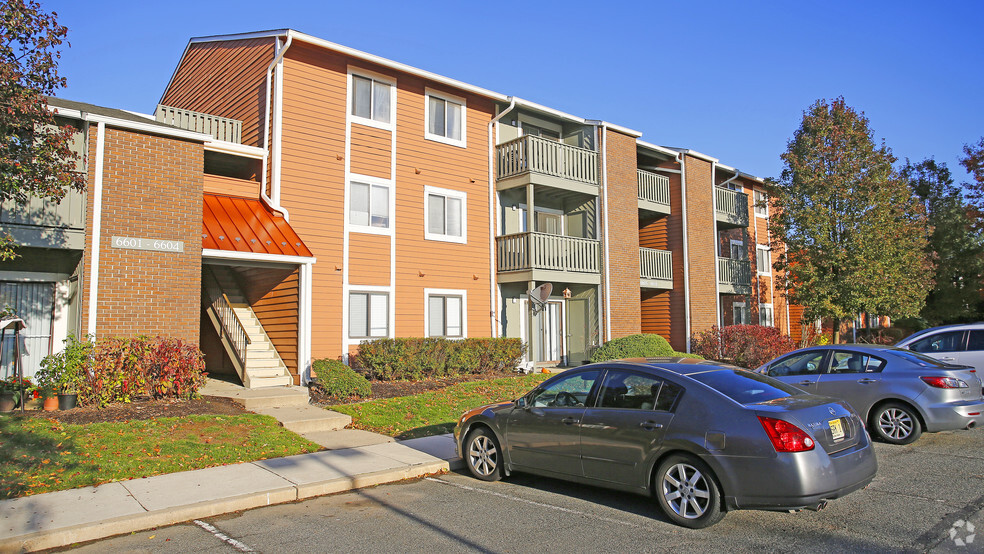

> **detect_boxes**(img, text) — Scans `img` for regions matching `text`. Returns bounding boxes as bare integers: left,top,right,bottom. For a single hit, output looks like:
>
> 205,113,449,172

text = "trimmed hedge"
590,333,697,362
690,325,796,369
354,338,524,381
312,358,371,398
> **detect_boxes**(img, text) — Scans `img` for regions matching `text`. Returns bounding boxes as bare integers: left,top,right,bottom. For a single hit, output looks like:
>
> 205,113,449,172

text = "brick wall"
684,155,718,338
604,129,642,339
81,124,204,344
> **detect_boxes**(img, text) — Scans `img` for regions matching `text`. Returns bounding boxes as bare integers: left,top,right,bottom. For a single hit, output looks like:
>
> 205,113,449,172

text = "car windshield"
689,369,803,404
886,349,962,368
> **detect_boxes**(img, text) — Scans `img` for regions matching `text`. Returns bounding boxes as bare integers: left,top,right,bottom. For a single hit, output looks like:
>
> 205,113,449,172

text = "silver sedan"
757,345,984,445
454,358,877,529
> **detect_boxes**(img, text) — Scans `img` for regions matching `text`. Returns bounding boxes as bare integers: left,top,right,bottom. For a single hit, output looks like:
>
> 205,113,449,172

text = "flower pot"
0,392,14,413
43,397,59,411
57,393,78,410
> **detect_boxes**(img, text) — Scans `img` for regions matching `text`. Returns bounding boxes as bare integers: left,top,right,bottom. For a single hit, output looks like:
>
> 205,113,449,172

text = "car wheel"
464,427,503,481
654,454,725,529
871,402,922,445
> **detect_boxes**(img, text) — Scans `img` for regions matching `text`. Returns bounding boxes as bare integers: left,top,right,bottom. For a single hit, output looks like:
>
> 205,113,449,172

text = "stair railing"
201,267,251,369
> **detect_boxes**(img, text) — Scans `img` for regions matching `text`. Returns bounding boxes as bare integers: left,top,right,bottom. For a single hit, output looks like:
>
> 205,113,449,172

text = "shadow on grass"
395,423,455,440
0,415,87,500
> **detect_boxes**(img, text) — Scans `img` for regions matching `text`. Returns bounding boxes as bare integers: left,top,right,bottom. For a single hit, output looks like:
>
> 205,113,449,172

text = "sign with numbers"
110,236,185,253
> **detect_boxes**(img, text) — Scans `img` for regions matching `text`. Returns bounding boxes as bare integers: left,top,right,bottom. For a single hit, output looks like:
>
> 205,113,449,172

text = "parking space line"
425,477,642,528
193,520,256,552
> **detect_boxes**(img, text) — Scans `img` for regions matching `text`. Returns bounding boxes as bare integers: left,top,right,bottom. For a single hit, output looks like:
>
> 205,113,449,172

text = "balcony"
0,188,86,249
156,105,242,144
718,257,752,295
496,232,600,284
715,187,749,228
640,247,672,289
496,136,599,196
637,170,670,216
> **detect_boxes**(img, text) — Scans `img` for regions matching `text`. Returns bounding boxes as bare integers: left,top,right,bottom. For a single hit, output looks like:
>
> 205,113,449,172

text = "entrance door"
0,282,54,379
538,301,564,364
566,298,590,365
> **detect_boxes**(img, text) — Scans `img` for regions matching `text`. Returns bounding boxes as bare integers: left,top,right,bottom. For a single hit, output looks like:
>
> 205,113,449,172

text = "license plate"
829,418,845,441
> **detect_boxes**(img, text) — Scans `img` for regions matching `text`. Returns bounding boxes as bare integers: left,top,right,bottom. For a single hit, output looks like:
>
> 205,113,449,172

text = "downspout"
599,124,612,342
261,32,293,216
713,167,740,329
679,152,692,352
85,121,106,338
488,98,516,338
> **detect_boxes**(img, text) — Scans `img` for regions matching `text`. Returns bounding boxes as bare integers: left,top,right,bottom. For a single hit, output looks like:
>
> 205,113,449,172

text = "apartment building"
0,29,801,386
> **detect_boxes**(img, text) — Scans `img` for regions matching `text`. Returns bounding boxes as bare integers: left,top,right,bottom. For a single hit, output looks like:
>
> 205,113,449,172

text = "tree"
900,158,984,325
769,98,933,343
1,0,84,259
961,137,984,219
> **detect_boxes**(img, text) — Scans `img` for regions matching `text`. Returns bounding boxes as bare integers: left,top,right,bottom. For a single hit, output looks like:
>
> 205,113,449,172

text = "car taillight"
758,416,815,452
920,376,969,389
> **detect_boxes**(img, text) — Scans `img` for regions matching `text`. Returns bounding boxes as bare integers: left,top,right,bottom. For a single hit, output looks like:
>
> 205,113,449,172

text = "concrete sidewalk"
0,434,461,552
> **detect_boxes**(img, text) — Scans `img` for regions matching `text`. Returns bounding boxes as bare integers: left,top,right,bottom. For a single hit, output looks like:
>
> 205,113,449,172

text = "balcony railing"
496,135,598,185
637,170,670,208
496,232,600,274
718,257,752,292
640,247,672,282
156,105,242,143
714,186,749,227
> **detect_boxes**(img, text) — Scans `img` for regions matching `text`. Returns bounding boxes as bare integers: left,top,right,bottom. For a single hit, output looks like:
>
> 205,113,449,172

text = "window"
428,294,463,337
908,331,965,353
425,90,466,147
733,302,749,325
756,245,771,275
730,239,745,260
768,350,827,377
349,292,388,338
689,369,803,404
425,186,466,243
530,370,599,408
829,351,886,374
597,370,683,412
350,181,389,229
968,330,984,351
759,303,774,327
351,74,392,126
754,190,768,218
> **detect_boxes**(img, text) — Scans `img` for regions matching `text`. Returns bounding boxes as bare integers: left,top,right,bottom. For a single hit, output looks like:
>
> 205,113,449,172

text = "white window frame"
729,239,745,260
756,244,772,275
759,303,775,327
349,291,390,339
347,174,393,236
348,68,395,131
733,302,749,326
424,88,467,148
753,190,769,218
425,288,468,338
424,185,467,244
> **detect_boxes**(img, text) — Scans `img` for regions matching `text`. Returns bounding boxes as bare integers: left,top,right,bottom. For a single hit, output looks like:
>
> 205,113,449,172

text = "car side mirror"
515,397,527,409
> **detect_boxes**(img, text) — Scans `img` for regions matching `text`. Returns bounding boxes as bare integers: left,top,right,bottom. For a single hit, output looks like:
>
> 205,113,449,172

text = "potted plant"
0,377,18,412
37,336,90,410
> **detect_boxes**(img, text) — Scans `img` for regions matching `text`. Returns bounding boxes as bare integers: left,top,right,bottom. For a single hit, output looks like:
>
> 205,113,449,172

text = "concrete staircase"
204,266,293,389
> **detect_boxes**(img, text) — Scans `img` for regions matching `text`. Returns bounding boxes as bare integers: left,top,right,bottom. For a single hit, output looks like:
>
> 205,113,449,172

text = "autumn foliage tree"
769,98,933,343
961,137,984,221
1,0,84,258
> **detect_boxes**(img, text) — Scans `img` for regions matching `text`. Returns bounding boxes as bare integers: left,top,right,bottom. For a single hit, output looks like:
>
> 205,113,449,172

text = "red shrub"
691,325,797,370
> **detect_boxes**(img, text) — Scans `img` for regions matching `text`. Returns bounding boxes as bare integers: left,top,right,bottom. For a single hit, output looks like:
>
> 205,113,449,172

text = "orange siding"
350,124,392,179
640,165,687,350
161,38,275,148
204,174,260,198
348,233,391,286
240,267,300,383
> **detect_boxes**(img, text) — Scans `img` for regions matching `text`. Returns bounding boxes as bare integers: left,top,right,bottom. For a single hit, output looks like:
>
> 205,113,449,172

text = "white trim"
272,39,287,209
600,125,612,342
717,163,766,184
201,249,315,266
732,301,748,326
729,238,745,259
636,139,681,157
753,189,769,218
346,175,394,236
713,162,722,329
424,288,468,338
759,302,775,327
490,100,516,337
424,185,467,244
424,88,467,148
756,244,772,276
204,140,266,159
346,287,392,343
298,263,313,385
84,113,211,142
86,122,106,337
348,67,396,131
679,152,692,352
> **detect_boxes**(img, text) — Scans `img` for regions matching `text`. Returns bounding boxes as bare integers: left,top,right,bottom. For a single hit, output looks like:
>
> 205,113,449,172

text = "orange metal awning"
202,194,313,258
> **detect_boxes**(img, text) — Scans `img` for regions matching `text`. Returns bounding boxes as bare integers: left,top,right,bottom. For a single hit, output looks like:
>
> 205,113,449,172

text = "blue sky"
45,0,983,184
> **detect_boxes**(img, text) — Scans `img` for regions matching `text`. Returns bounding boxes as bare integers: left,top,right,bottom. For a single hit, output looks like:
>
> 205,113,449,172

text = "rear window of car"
887,349,961,368
688,369,803,404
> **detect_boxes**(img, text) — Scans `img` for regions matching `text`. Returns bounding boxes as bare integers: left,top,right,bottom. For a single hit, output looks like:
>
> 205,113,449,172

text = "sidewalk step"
302,429,394,449
203,383,310,410
255,405,352,434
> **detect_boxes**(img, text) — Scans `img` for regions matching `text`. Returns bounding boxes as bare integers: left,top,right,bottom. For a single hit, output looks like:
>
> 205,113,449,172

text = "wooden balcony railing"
640,247,672,282
714,187,749,227
156,105,242,143
496,232,600,274
496,135,598,185
637,170,670,207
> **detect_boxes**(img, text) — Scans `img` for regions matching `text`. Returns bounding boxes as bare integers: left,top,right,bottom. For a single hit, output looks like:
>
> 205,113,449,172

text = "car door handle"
798,380,814,386
640,421,664,431
940,356,956,362
561,417,579,425
857,378,878,384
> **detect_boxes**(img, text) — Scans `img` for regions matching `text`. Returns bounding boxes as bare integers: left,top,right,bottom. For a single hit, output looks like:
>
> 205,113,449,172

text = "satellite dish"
527,283,553,314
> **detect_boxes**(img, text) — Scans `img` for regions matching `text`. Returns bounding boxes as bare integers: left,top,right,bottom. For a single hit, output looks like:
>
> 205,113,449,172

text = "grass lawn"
0,414,320,499
329,373,550,440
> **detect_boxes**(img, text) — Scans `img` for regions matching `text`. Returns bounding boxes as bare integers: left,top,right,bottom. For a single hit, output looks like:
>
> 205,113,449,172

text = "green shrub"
37,335,92,394
590,334,676,362
312,358,371,398
354,338,524,381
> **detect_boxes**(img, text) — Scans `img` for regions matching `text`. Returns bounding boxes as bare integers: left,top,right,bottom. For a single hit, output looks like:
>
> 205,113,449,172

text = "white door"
0,282,54,380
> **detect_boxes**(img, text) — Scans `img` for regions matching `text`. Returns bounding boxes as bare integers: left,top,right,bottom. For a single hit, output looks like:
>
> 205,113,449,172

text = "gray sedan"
454,358,876,529
757,345,984,445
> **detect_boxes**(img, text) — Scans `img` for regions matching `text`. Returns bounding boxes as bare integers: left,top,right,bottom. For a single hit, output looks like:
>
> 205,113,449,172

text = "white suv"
895,323,984,370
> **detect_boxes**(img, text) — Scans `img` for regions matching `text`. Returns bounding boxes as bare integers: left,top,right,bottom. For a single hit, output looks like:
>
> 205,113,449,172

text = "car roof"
790,344,905,353
898,323,984,344
594,357,743,376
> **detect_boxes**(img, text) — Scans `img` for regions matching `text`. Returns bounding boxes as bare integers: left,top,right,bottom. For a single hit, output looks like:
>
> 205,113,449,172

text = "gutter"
85,122,106,338
488,98,517,337
599,124,612,342
261,32,294,218
679,152,692,352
